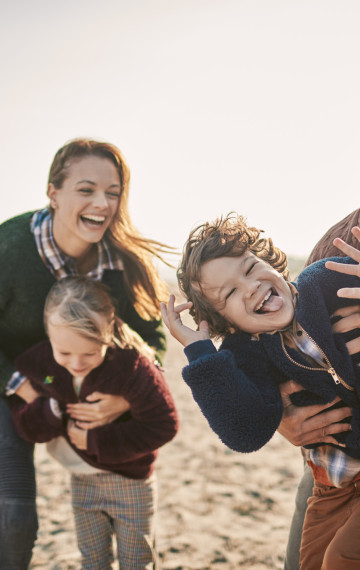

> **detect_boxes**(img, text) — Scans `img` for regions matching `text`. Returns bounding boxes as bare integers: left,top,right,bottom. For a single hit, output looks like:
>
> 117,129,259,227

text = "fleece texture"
10,342,179,479
183,257,360,455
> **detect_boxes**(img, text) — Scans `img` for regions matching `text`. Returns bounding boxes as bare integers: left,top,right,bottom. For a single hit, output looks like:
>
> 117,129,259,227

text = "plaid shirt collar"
306,445,360,487
291,323,360,487
31,208,123,280
290,323,327,368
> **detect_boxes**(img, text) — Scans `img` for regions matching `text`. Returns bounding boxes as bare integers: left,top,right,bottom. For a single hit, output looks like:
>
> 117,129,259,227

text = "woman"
0,138,169,569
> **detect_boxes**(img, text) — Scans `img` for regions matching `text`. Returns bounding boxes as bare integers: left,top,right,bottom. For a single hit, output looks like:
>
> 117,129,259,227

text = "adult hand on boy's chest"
278,379,352,447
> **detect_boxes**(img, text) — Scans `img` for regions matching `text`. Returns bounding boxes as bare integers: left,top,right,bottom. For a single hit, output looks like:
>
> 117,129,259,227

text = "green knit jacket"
0,212,167,395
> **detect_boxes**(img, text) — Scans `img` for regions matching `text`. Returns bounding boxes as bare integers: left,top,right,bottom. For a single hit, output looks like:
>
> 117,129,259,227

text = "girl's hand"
15,378,41,403
67,419,88,450
160,294,210,347
66,393,130,429
325,226,360,299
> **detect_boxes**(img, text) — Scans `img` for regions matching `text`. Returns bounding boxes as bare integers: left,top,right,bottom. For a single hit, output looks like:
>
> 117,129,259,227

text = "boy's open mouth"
255,288,283,314
80,214,106,227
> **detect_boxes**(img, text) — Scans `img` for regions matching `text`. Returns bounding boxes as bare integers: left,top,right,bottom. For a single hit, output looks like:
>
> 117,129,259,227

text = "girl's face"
47,320,108,377
47,156,121,257
199,252,295,334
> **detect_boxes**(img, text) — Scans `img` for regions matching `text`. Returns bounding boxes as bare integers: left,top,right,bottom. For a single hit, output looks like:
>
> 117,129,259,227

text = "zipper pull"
328,367,340,385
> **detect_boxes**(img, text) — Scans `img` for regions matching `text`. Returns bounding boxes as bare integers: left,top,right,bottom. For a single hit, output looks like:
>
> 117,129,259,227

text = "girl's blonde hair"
44,276,155,361
177,213,289,339
48,138,171,320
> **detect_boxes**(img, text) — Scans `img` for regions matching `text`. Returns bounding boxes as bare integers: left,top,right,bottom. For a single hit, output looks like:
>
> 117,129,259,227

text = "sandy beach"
29,288,304,570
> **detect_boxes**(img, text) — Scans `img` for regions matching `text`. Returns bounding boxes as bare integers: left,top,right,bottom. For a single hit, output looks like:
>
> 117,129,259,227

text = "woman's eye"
79,188,92,194
106,192,120,199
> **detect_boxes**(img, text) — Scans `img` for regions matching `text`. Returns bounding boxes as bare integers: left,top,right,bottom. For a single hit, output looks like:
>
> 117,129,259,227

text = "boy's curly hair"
177,213,289,339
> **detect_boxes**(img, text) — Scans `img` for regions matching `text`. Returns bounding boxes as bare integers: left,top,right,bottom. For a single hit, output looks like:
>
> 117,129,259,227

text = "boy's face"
199,252,295,334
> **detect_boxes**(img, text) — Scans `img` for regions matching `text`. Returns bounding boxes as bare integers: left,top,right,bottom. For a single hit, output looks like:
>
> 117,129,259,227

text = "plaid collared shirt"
7,208,124,394
304,445,360,487
291,323,327,367
31,208,124,281
291,324,360,487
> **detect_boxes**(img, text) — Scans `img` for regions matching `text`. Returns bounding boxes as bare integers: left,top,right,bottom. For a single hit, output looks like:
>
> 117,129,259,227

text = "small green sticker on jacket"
44,375,54,384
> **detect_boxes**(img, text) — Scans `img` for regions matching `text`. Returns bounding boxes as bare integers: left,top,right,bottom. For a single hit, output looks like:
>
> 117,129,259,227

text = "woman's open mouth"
80,214,106,227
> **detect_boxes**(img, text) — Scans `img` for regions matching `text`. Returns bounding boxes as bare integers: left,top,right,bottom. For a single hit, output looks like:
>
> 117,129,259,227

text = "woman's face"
48,156,121,257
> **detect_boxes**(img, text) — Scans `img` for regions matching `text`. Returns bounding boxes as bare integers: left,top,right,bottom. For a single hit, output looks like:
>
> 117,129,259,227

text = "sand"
29,301,304,570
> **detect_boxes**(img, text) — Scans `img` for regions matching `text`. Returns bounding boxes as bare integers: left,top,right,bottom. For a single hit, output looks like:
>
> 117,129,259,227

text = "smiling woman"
48,155,122,264
0,137,171,568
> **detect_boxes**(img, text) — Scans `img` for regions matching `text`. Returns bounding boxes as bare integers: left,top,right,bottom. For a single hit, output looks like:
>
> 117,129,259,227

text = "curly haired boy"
161,213,360,570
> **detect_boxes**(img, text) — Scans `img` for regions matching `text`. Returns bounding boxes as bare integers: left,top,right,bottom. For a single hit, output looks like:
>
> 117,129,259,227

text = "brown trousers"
300,479,360,569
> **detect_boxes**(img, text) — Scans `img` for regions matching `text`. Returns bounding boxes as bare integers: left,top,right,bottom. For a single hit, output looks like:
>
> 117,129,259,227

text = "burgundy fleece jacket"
10,341,179,479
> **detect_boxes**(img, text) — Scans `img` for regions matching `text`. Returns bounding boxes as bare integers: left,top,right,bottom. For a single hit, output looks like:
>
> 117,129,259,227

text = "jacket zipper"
280,325,355,392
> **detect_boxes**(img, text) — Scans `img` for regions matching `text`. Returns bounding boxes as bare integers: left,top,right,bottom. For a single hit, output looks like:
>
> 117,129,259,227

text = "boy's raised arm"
161,294,210,346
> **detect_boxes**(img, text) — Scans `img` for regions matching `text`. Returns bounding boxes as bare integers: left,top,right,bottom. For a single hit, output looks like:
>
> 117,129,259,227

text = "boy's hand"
161,294,210,347
67,419,88,450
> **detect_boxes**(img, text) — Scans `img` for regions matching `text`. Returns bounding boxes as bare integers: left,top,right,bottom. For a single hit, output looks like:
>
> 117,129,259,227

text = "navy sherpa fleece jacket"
182,257,360,455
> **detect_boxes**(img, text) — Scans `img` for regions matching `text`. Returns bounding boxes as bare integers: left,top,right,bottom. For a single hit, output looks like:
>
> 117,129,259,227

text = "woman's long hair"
48,138,172,319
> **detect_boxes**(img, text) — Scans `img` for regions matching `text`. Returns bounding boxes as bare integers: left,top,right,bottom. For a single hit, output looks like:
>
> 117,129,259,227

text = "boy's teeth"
255,290,271,312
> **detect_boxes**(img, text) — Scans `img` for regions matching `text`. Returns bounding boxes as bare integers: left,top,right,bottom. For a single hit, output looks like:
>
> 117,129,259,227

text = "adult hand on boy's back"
331,304,360,357
161,294,210,347
277,380,352,447
325,225,360,298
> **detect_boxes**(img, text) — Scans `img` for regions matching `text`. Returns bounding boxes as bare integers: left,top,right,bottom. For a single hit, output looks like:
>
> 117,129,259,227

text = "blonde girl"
11,276,179,570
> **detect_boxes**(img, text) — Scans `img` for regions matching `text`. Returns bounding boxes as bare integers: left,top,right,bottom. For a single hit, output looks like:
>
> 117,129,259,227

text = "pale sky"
1,0,359,273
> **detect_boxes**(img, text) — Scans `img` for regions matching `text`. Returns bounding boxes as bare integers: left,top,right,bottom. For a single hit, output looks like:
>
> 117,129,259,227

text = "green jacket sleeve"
0,280,17,394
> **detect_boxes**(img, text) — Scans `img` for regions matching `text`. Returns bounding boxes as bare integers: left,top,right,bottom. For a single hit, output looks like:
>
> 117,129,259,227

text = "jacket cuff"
6,371,26,395
44,399,63,428
184,339,217,363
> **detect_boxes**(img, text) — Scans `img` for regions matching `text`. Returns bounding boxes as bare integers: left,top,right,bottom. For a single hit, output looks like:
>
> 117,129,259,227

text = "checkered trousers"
71,471,158,570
